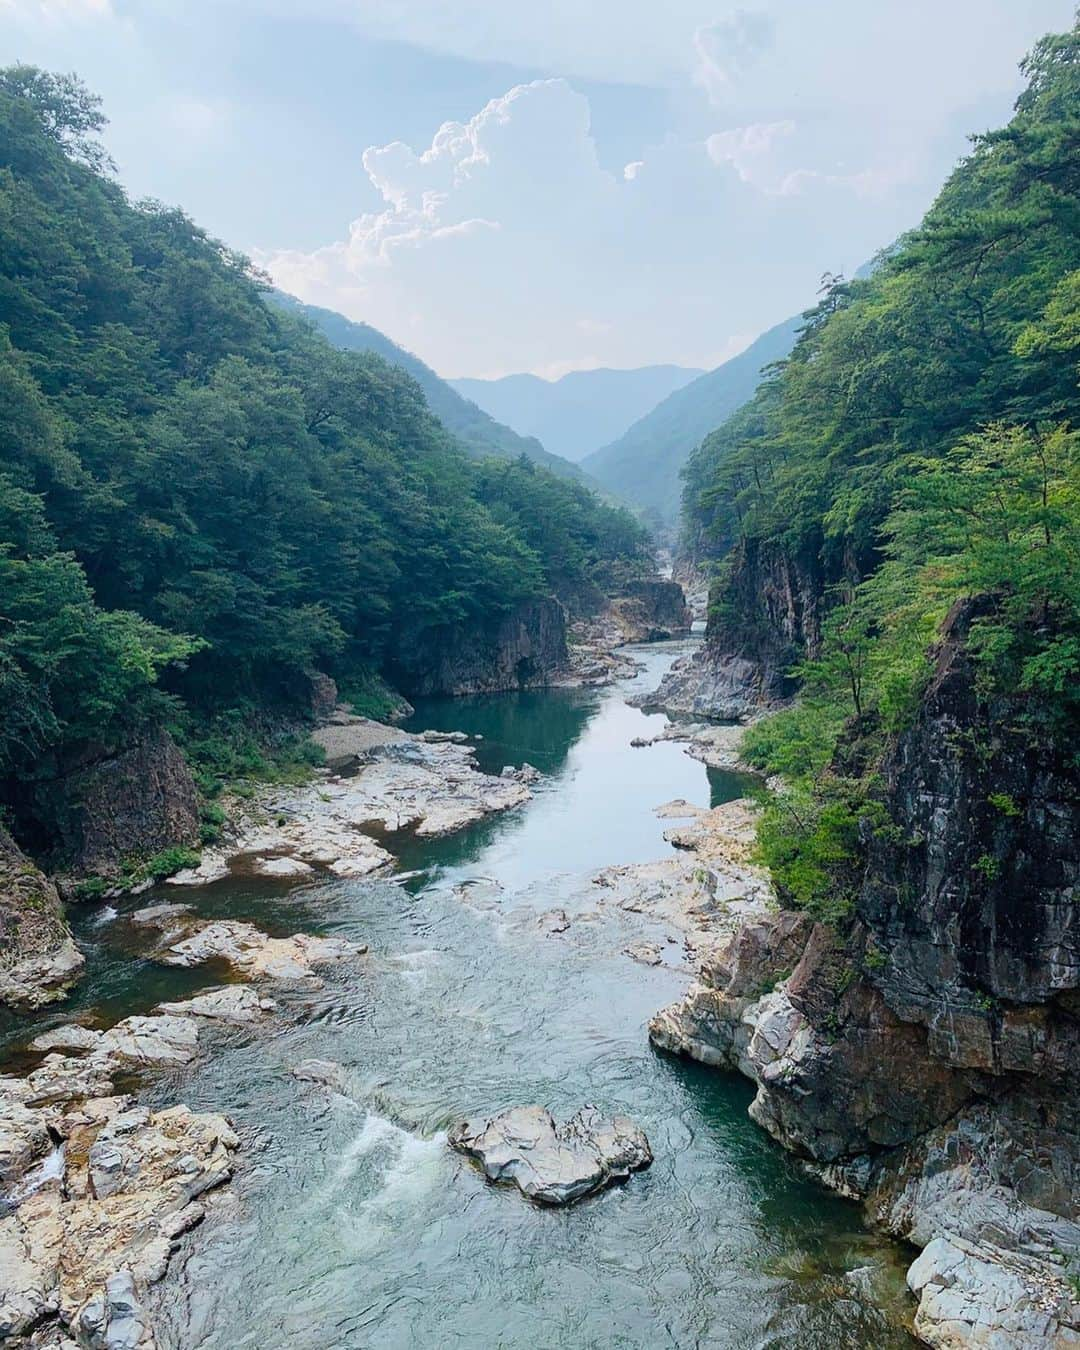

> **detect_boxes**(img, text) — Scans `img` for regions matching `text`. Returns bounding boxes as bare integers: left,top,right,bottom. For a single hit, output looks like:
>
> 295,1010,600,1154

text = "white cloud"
260,75,921,377
693,10,774,104
705,120,795,184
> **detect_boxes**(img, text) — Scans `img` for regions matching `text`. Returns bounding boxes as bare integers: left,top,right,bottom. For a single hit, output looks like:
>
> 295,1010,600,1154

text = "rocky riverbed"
0,636,992,1349
0,900,367,1346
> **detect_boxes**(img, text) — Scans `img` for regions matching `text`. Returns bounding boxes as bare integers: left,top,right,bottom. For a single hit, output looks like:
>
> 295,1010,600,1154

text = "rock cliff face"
391,596,569,697
609,580,691,642
647,538,825,718
651,609,1080,1347
0,826,83,1011
26,728,200,877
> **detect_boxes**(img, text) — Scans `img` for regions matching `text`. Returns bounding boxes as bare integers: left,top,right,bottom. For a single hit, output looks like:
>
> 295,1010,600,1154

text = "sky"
2,1,1075,378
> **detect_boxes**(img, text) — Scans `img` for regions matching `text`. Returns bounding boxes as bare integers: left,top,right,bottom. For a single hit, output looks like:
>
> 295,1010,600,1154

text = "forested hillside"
271,294,587,481
0,66,649,810
450,364,704,464
582,314,802,530
681,21,1080,910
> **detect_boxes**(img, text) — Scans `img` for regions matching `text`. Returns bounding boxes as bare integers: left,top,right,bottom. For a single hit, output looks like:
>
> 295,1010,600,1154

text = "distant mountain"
270,294,585,481
450,365,704,463
581,315,804,528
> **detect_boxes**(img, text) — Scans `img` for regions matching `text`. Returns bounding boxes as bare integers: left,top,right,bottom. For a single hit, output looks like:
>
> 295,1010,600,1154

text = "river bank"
0,642,924,1349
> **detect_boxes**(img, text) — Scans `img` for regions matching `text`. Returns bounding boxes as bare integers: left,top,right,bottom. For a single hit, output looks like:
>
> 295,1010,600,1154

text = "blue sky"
3,1,1074,377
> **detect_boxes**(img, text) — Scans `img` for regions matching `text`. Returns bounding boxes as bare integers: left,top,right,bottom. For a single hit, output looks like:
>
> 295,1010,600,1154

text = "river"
33,643,917,1347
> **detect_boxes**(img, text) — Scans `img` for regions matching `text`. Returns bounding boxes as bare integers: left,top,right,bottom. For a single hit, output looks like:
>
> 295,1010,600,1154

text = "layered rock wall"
391,595,569,697
25,728,200,877
0,827,83,1011
651,607,1080,1346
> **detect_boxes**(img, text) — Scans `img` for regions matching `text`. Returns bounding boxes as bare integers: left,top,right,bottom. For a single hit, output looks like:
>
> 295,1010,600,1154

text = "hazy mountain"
270,294,586,481
581,315,804,528
450,365,704,463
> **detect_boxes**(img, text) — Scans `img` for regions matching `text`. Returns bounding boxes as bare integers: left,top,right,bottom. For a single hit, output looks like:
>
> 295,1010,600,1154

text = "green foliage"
337,667,411,722
176,707,325,797
973,853,1002,881
681,18,1080,918
141,847,200,881
754,781,880,925
988,792,1022,817
0,66,645,810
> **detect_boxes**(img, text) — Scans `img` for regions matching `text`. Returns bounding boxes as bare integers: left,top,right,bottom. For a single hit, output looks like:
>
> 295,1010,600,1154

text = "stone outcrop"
391,596,569,696
0,982,277,1346
166,723,530,887
449,1105,652,1205
640,538,823,718
0,826,83,1012
609,579,691,641
27,728,200,878
650,605,1080,1346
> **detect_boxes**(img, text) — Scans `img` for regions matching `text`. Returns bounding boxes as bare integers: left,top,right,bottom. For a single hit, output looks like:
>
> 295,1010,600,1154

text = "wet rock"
156,986,275,1023
251,855,313,878
291,1060,347,1090
0,826,84,1012
148,915,365,982
0,1103,238,1344
537,909,570,935
168,728,529,886
624,941,664,966
0,1082,53,1188
29,1025,103,1055
501,762,542,784
449,1105,652,1205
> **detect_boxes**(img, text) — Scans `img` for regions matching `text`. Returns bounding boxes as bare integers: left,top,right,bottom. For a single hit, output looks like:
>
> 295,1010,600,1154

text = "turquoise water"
11,643,917,1347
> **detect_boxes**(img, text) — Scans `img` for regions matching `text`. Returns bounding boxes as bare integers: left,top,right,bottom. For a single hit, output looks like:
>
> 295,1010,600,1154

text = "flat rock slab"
449,1105,652,1205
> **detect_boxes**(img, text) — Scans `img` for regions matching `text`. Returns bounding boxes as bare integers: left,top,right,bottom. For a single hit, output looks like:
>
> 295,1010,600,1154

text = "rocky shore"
0,895,369,1346
642,628,1080,1349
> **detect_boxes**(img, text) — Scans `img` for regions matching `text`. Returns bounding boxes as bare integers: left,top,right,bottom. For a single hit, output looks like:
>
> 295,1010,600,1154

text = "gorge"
1,14,1079,1350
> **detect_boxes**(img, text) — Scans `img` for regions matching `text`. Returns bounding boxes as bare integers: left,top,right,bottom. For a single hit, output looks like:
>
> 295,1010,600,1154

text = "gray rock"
291,1059,347,1090
449,1105,652,1205
29,1025,102,1054
157,986,274,1023
0,827,84,1012
907,1236,1080,1349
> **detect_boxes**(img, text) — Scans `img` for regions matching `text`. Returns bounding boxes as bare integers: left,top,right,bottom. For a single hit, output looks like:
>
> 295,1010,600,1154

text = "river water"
21,643,918,1348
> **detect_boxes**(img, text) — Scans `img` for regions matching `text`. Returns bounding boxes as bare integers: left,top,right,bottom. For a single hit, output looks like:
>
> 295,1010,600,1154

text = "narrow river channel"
27,643,918,1348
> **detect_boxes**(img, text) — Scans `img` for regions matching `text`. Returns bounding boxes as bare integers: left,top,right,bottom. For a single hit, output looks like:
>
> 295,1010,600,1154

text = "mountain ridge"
581,314,804,528
269,293,588,482
450,364,704,464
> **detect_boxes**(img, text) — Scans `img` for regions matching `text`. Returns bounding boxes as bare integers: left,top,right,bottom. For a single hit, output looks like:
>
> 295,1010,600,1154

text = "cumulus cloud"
261,73,923,377
705,120,795,185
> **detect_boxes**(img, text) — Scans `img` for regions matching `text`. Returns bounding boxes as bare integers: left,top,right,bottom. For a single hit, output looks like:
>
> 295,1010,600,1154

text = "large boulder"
449,1105,652,1205
0,826,83,1011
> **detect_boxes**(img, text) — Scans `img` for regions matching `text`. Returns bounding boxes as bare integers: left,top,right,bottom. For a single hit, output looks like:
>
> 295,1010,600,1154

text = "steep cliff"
22,729,200,878
651,615,1080,1347
610,580,691,642
643,539,825,717
390,596,569,697
0,826,83,1011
